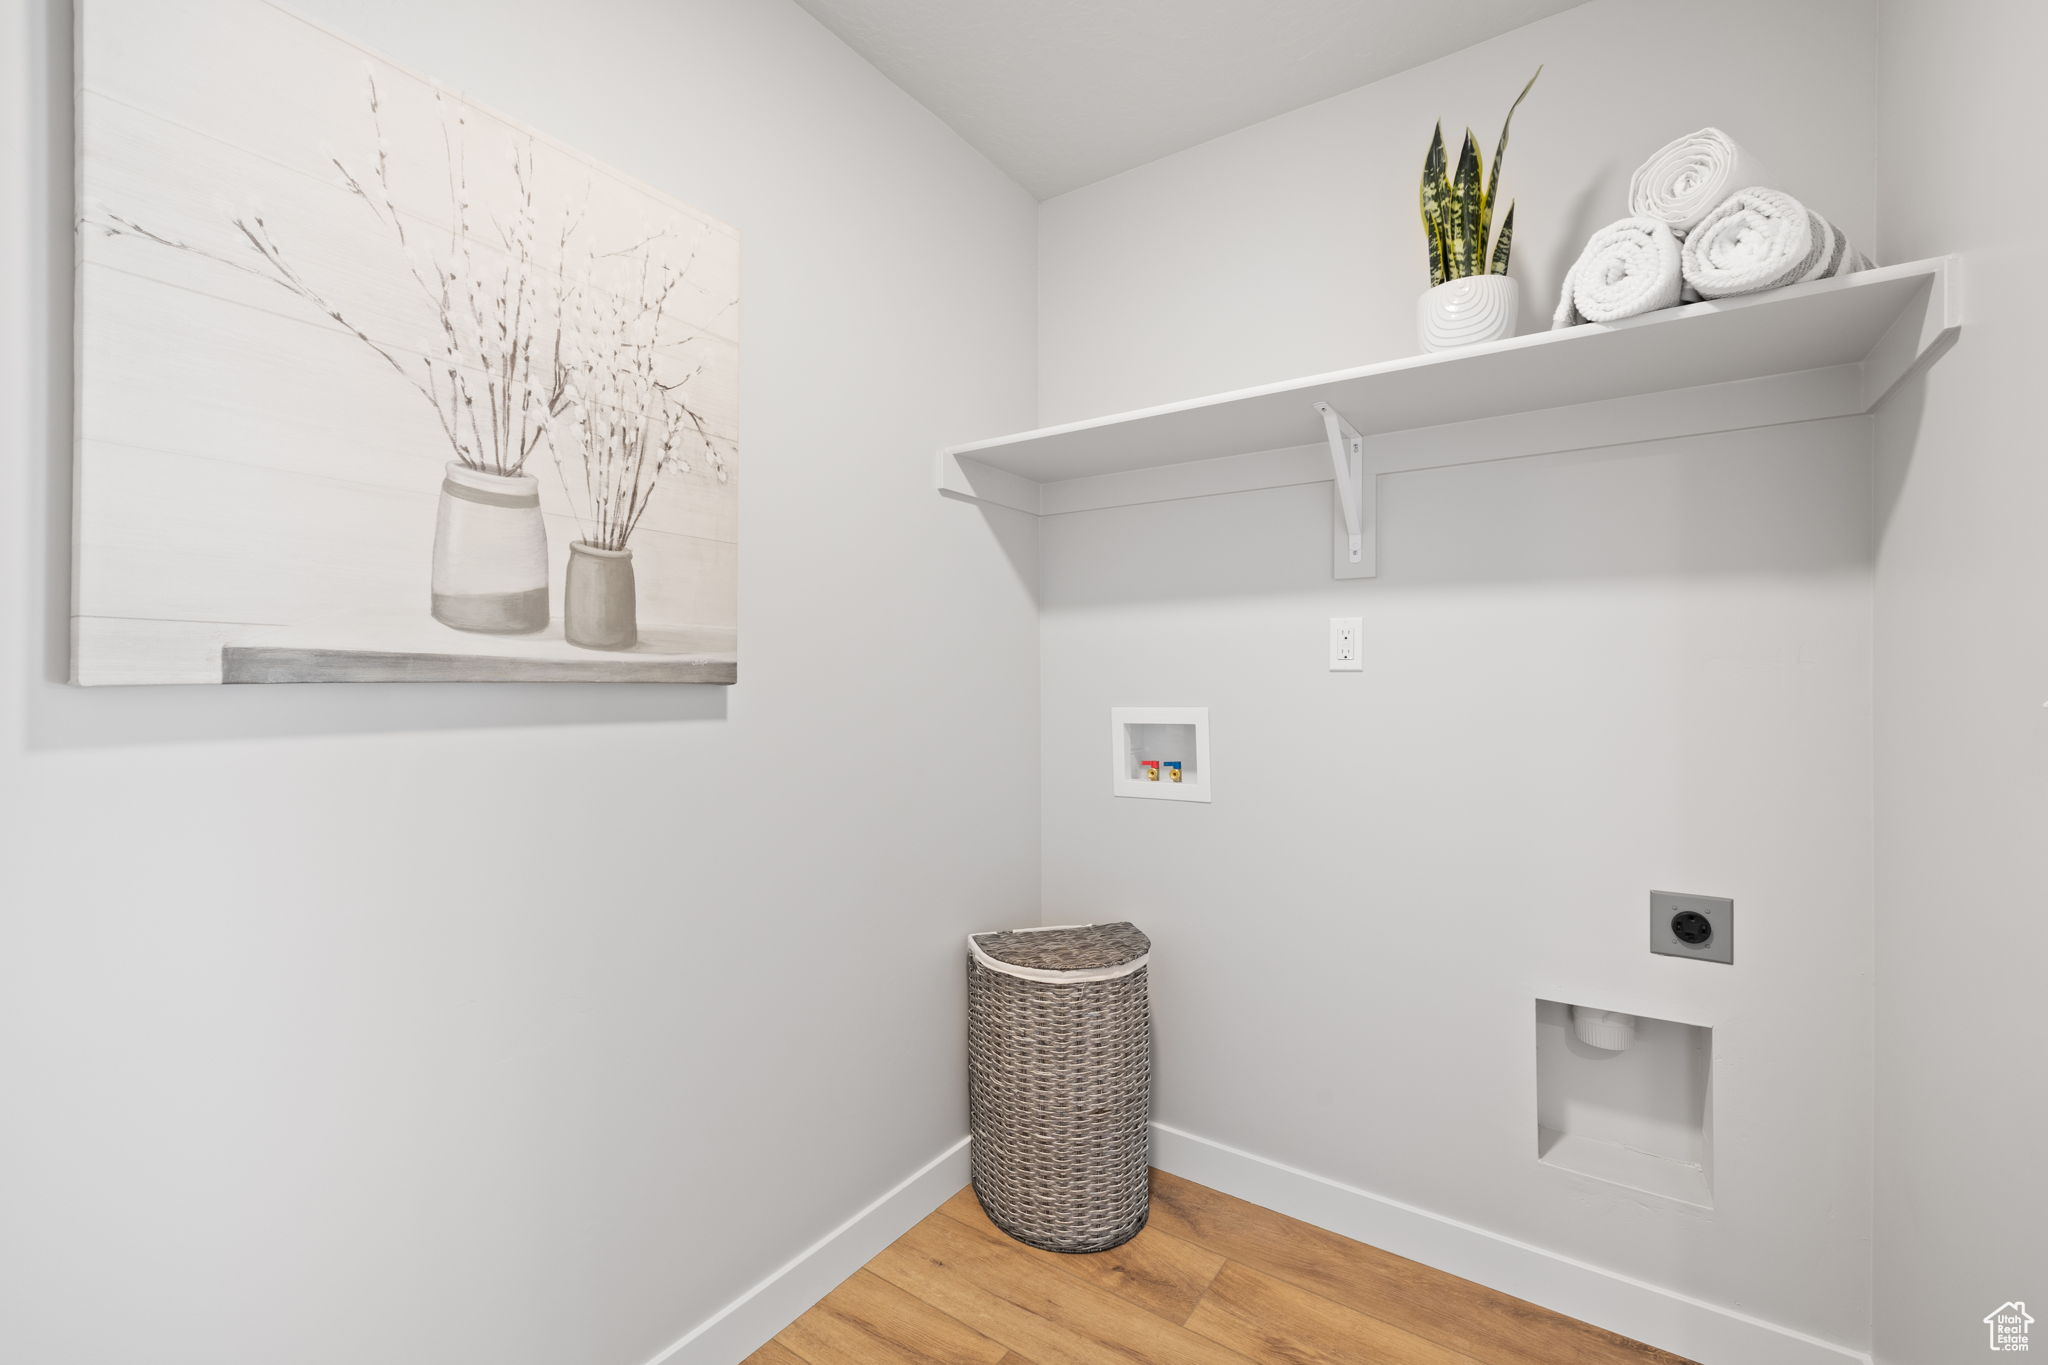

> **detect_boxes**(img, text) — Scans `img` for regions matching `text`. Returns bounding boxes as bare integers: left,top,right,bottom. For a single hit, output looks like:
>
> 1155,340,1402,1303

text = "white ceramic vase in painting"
430,462,550,634
1417,275,1519,352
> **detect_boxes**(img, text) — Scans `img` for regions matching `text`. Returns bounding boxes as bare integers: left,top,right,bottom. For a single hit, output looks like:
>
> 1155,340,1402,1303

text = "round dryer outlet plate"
1650,890,1734,964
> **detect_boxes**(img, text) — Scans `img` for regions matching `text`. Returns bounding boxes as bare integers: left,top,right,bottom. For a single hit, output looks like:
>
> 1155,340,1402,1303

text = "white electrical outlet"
1329,617,1362,671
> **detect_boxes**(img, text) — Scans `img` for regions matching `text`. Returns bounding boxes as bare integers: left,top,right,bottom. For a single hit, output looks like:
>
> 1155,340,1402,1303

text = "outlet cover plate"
1650,890,1734,964
1329,617,1362,671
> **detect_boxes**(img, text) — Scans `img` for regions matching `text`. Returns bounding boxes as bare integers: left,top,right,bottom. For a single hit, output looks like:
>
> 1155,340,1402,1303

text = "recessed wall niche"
1534,999,1713,1208
1109,707,1210,802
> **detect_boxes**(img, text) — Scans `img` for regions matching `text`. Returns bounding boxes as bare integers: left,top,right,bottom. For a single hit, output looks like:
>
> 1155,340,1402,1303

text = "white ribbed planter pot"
1417,275,1519,352
430,462,549,634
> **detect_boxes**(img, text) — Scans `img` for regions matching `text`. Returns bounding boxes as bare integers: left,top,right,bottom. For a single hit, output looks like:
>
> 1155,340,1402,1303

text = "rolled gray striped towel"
1680,187,1872,299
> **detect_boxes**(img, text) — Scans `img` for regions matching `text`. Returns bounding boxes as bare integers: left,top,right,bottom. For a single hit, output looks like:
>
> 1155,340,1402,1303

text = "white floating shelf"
939,256,1960,578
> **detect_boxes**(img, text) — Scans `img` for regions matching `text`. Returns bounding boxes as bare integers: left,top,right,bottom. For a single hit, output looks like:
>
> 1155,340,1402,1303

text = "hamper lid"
968,922,1150,983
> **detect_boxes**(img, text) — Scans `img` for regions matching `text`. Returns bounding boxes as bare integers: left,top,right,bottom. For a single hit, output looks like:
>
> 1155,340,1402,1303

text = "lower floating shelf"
940,256,1960,579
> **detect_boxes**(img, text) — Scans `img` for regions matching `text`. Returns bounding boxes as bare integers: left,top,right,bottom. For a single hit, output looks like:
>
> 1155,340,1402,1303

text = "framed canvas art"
73,0,740,683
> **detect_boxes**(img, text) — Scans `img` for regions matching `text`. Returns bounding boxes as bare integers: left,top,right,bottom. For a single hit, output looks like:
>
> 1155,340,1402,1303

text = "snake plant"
1421,67,1540,286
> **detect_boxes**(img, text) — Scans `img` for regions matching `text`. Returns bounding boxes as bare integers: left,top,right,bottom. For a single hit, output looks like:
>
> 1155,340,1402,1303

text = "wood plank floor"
749,1169,1696,1364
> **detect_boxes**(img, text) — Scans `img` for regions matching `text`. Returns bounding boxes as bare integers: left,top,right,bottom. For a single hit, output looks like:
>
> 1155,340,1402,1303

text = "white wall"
1037,0,1880,1351
0,2,1039,1363
1871,2,2048,1360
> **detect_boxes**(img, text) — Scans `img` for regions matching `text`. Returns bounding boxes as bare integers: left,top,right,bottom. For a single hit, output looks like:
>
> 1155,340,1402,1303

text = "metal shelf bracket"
1315,401,1375,579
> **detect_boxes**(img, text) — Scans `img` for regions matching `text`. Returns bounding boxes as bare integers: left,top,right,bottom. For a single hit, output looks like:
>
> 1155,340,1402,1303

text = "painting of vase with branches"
72,0,739,683
550,239,729,649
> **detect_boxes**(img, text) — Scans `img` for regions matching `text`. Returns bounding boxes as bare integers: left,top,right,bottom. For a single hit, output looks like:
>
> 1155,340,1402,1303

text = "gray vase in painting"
431,462,550,633
565,541,638,650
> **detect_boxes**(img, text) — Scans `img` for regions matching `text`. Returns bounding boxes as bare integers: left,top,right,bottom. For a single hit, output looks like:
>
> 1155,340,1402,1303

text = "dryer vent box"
1535,999,1713,1208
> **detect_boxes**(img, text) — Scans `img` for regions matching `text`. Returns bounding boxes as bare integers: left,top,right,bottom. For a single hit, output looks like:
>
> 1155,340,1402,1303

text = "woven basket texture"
967,922,1152,1254
971,921,1150,972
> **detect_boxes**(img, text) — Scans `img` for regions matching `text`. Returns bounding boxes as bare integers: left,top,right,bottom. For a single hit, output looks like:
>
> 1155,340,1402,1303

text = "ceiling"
792,0,1587,199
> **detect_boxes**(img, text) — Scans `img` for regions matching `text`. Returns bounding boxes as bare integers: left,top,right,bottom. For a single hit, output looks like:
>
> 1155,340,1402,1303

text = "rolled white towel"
1628,128,1771,237
1552,216,1684,328
1681,187,1872,298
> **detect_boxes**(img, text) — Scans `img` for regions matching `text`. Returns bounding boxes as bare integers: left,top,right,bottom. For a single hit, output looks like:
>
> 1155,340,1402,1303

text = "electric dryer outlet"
1650,890,1734,964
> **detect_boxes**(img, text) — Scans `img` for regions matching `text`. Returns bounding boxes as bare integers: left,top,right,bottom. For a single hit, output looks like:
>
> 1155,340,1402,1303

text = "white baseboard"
639,1135,971,1365
1149,1122,1872,1365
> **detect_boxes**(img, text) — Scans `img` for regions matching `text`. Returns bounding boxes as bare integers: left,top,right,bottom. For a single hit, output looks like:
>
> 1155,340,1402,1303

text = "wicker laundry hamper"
967,921,1152,1254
